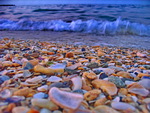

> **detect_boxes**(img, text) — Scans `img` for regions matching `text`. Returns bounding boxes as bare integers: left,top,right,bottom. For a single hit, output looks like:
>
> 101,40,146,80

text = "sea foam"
0,18,150,36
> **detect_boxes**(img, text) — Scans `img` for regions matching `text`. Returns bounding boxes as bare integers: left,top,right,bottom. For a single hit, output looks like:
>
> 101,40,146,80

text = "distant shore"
0,31,150,50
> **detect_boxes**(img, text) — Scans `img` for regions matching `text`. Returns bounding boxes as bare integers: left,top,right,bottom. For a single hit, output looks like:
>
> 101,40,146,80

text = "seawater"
0,4,150,36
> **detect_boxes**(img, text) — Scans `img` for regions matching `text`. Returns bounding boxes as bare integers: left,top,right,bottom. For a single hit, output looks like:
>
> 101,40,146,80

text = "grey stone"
108,76,126,88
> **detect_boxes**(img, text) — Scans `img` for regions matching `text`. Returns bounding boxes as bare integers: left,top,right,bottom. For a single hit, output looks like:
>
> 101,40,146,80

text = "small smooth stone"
108,66,125,72
92,79,118,96
73,89,84,94
25,76,43,84
108,76,126,88
47,76,62,82
111,102,136,111
131,96,138,102
40,108,52,113
23,70,32,77
5,96,25,103
12,106,30,113
97,68,115,75
49,87,83,110
87,62,99,68
31,99,59,110
0,75,10,84
49,81,71,89
128,83,149,97
113,96,120,102
71,76,82,91
94,105,119,113
37,85,48,92
117,71,132,79
81,48,86,51
138,79,150,90
93,69,103,74
125,80,135,85
0,89,12,99
99,72,108,79
33,92,48,99
23,62,34,70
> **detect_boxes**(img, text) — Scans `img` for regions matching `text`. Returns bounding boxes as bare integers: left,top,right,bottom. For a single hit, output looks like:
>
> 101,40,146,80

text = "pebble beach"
0,37,150,113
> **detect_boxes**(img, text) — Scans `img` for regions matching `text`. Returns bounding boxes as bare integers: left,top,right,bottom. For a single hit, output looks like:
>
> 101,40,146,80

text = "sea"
0,4,150,36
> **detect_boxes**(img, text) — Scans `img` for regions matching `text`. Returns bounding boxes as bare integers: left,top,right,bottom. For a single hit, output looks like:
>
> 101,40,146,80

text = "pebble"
111,102,136,111
0,75,10,84
0,38,150,113
92,79,118,96
40,108,52,113
108,76,126,88
12,106,30,113
47,76,62,82
87,62,99,68
33,92,48,99
31,98,59,110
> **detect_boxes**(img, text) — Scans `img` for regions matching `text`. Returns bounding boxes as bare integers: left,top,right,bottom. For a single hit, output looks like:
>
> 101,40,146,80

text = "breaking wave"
0,18,150,36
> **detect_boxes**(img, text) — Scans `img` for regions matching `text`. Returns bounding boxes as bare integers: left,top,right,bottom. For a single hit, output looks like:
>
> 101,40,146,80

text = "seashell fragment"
83,71,97,80
49,87,83,110
138,79,150,90
0,89,12,99
12,106,30,113
84,89,101,101
25,76,43,84
116,71,132,79
34,64,64,75
47,76,62,82
92,79,117,96
37,85,48,92
95,68,115,75
13,87,35,97
94,105,119,113
128,83,149,96
71,75,82,91
111,102,136,111
31,98,59,111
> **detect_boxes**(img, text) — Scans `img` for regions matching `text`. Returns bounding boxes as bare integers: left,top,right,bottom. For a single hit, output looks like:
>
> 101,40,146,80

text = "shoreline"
0,31,150,50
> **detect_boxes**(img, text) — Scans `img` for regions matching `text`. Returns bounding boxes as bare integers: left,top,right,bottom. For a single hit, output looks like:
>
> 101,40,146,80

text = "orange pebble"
65,52,74,58
47,52,55,55
27,109,39,113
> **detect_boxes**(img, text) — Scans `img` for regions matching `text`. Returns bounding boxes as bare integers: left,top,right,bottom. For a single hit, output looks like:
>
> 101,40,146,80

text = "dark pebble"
49,81,71,89
0,75,10,85
81,48,86,51
99,72,108,79
73,89,84,94
23,62,34,70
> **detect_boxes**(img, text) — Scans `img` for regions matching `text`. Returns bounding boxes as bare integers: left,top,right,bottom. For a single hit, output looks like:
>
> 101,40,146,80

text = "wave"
0,18,150,36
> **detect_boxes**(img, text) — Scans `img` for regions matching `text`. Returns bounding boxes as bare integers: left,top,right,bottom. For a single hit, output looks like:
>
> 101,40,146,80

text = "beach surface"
0,31,150,50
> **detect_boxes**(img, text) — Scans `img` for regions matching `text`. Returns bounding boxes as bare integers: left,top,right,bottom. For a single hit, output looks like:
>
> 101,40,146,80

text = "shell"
49,87,83,110
128,83,149,96
71,75,82,91
111,102,136,111
31,99,59,110
37,85,49,92
94,105,119,113
83,71,97,80
92,79,118,96
25,76,43,84
47,76,62,82
12,106,30,113
84,89,101,101
116,71,132,79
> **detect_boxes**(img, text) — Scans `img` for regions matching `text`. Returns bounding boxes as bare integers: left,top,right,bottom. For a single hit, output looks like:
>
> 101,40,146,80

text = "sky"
0,0,150,5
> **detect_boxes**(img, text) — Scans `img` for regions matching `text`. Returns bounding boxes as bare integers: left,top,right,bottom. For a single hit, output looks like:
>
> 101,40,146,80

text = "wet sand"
0,31,150,49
